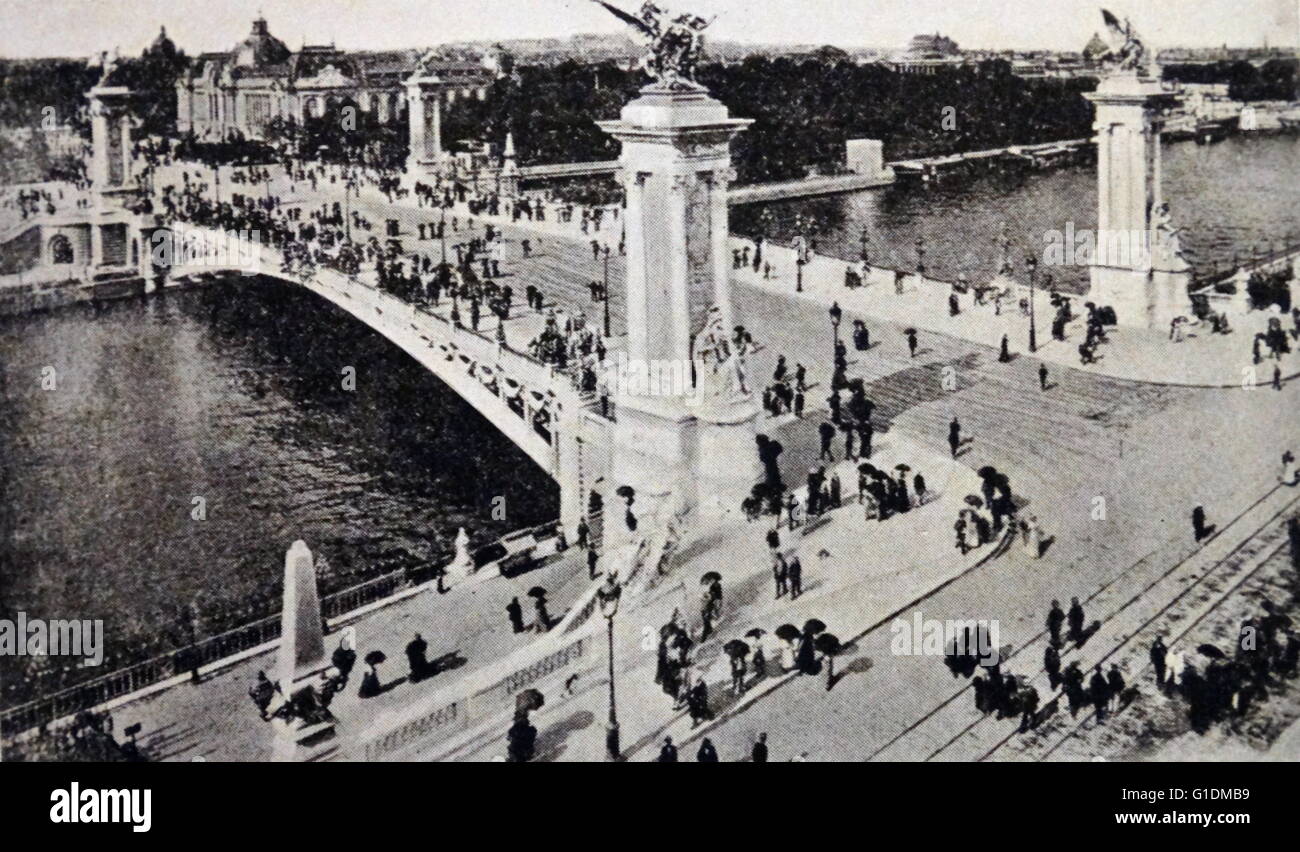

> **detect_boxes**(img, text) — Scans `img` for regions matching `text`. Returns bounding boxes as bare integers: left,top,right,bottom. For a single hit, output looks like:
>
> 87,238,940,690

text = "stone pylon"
277,540,327,690
1085,72,1192,328
597,81,761,524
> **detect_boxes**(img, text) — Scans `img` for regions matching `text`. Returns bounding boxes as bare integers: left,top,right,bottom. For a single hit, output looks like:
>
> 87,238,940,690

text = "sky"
0,0,1296,58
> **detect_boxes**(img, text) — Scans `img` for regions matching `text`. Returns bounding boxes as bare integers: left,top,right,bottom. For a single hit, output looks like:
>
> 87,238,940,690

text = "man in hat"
751,732,768,763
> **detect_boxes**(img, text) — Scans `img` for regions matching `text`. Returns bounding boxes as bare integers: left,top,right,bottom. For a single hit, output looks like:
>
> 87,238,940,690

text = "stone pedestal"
277,540,327,691
405,74,450,185
1085,73,1192,328
598,83,761,522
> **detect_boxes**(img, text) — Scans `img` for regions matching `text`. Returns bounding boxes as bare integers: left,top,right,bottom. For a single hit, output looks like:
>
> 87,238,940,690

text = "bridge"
167,227,609,537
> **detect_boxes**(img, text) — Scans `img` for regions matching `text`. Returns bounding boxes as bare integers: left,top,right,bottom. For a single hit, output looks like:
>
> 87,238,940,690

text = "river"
732,132,1300,293
0,276,557,706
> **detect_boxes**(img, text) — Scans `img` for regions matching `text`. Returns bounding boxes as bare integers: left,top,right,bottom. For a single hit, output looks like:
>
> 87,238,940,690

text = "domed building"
144,26,178,62
231,17,290,68
176,16,499,142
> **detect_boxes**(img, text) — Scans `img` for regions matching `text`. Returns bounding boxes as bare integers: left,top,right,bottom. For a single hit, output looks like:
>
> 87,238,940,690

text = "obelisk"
277,540,327,690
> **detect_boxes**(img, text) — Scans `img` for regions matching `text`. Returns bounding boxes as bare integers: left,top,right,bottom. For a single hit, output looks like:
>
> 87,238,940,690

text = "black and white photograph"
0,0,1298,826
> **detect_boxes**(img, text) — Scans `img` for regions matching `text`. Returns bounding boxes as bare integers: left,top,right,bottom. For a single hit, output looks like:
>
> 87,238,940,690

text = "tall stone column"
404,75,446,185
87,84,138,268
1085,73,1191,328
598,84,760,523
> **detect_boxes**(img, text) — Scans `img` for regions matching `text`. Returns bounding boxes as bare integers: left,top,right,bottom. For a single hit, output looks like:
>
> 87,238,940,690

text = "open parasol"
723,639,751,658
775,624,802,643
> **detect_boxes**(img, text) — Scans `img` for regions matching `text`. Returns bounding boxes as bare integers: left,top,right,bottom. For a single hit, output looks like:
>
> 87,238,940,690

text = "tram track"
865,482,1296,761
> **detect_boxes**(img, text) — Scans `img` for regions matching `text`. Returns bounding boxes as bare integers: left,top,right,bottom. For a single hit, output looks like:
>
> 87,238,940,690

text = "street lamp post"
596,575,622,761
602,245,612,339
1025,254,1038,353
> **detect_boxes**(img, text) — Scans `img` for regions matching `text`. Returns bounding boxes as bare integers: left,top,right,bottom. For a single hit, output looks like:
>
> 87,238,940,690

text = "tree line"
443,57,1101,185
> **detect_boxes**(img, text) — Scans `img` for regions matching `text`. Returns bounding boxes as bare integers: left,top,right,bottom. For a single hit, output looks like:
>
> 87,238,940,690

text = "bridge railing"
0,525,556,740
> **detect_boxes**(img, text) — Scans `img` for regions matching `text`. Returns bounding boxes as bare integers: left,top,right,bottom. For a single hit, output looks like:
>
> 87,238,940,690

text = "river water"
733,133,1300,293
0,277,557,705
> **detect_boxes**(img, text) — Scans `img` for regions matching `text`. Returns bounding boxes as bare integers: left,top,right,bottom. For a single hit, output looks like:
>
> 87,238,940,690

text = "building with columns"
176,16,498,142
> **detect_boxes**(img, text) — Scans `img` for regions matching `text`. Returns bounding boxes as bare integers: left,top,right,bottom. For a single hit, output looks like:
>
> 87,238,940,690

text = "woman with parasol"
796,619,826,676
724,639,750,695
775,623,801,671
358,650,386,699
528,586,552,633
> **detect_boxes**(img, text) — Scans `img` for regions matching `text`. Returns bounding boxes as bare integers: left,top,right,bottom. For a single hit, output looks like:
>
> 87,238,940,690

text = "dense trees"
1163,59,1298,102
444,57,1099,185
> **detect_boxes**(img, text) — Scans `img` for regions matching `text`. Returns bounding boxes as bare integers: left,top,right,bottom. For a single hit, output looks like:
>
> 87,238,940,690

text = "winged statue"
90,46,121,87
592,0,713,88
1098,9,1149,74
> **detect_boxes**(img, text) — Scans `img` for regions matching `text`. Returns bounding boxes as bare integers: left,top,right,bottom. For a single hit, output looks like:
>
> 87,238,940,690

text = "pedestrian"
506,596,525,633
906,327,918,358
1067,597,1085,646
1047,599,1065,647
1192,505,1212,542
766,526,780,552
948,416,961,458
697,738,720,762
1044,642,1061,689
1039,363,1049,391
1089,665,1110,720
1107,664,1126,712
687,679,713,727
788,555,803,600
1019,683,1040,732
913,472,927,505
751,732,768,763
819,421,836,461
248,670,279,720
576,517,589,549
533,591,552,632
1274,364,1282,391
998,334,1010,363
1150,636,1168,687
657,736,678,762
587,547,599,580
773,552,789,599
405,633,429,681
730,651,747,695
